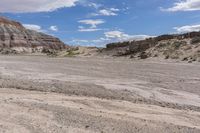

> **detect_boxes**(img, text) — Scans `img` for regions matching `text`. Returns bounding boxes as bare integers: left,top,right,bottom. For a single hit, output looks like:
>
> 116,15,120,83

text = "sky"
1,0,200,46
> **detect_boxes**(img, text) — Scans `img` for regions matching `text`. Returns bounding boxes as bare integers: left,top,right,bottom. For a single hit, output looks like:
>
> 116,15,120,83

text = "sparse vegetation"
0,48,18,55
106,41,130,49
65,50,79,57
172,41,186,49
104,35,200,62
63,48,80,57
156,42,170,48
191,37,200,44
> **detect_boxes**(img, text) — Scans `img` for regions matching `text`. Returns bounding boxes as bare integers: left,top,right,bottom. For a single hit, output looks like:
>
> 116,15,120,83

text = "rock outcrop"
0,17,66,53
103,32,200,62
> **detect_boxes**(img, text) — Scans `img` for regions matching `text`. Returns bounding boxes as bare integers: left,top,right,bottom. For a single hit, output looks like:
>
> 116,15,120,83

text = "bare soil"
0,55,200,133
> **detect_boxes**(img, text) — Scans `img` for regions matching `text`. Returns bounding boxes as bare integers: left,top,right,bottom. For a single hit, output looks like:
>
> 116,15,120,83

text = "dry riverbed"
0,55,200,133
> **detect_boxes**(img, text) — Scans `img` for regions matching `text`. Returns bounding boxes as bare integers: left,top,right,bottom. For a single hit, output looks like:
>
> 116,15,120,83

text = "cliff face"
0,17,66,53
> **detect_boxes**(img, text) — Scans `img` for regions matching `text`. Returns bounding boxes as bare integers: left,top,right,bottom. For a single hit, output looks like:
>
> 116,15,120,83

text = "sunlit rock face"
0,17,66,52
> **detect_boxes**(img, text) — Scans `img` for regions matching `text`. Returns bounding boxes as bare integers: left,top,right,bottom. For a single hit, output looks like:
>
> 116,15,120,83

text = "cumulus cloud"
162,0,200,12
92,8,120,16
104,31,127,38
23,24,43,32
174,24,200,33
78,19,105,28
104,30,153,41
68,31,153,46
49,26,58,31
78,19,105,32
0,0,78,13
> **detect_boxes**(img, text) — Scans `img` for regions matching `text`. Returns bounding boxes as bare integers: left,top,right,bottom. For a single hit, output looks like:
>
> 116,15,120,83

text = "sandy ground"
0,55,200,133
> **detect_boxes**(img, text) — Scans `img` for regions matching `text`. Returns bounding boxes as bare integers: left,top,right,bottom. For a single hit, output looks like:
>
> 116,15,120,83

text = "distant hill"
102,32,200,62
0,16,67,54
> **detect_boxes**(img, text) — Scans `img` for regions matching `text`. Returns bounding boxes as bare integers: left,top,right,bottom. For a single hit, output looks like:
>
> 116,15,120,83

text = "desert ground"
0,55,200,133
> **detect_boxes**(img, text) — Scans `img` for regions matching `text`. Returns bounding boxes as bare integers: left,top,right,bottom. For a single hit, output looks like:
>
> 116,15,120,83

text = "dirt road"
0,55,200,133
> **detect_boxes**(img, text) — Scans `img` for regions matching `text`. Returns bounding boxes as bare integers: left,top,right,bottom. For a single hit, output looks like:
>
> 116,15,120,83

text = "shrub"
64,50,79,57
106,41,130,49
156,42,169,48
173,41,182,48
191,37,200,44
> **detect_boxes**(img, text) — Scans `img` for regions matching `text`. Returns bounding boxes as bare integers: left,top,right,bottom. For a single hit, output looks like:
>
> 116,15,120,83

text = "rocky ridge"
0,16,66,54
103,32,200,62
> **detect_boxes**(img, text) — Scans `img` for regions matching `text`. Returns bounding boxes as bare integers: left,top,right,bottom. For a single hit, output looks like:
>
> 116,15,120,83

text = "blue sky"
1,0,200,46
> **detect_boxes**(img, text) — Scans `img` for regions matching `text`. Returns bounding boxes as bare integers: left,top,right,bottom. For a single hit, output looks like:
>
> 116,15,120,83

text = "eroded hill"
103,32,200,62
0,16,67,54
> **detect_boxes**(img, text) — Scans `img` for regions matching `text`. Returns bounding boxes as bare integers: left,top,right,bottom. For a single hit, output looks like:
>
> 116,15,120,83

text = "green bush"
64,50,79,57
191,37,200,44
170,41,186,50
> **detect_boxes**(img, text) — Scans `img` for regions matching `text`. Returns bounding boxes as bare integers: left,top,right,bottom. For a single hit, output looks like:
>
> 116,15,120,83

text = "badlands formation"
0,17,200,133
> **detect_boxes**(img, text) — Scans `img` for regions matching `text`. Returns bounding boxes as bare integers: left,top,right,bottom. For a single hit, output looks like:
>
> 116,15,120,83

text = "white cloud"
78,28,102,32
68,31,153,47
78,19,105,32
99,9,117,16
110,8,120,12
78,25,103,32
70,39,89,43
23,24,43,32
127,35,154,41
104,30,153,41
77,1,102,9
162,0,200,12
78,19,105,28
105,31,127,38
92,8,120,16
68,38,109,47
174,24,200,33
0,0,78,13
49,26,58,31
88,3,102,9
